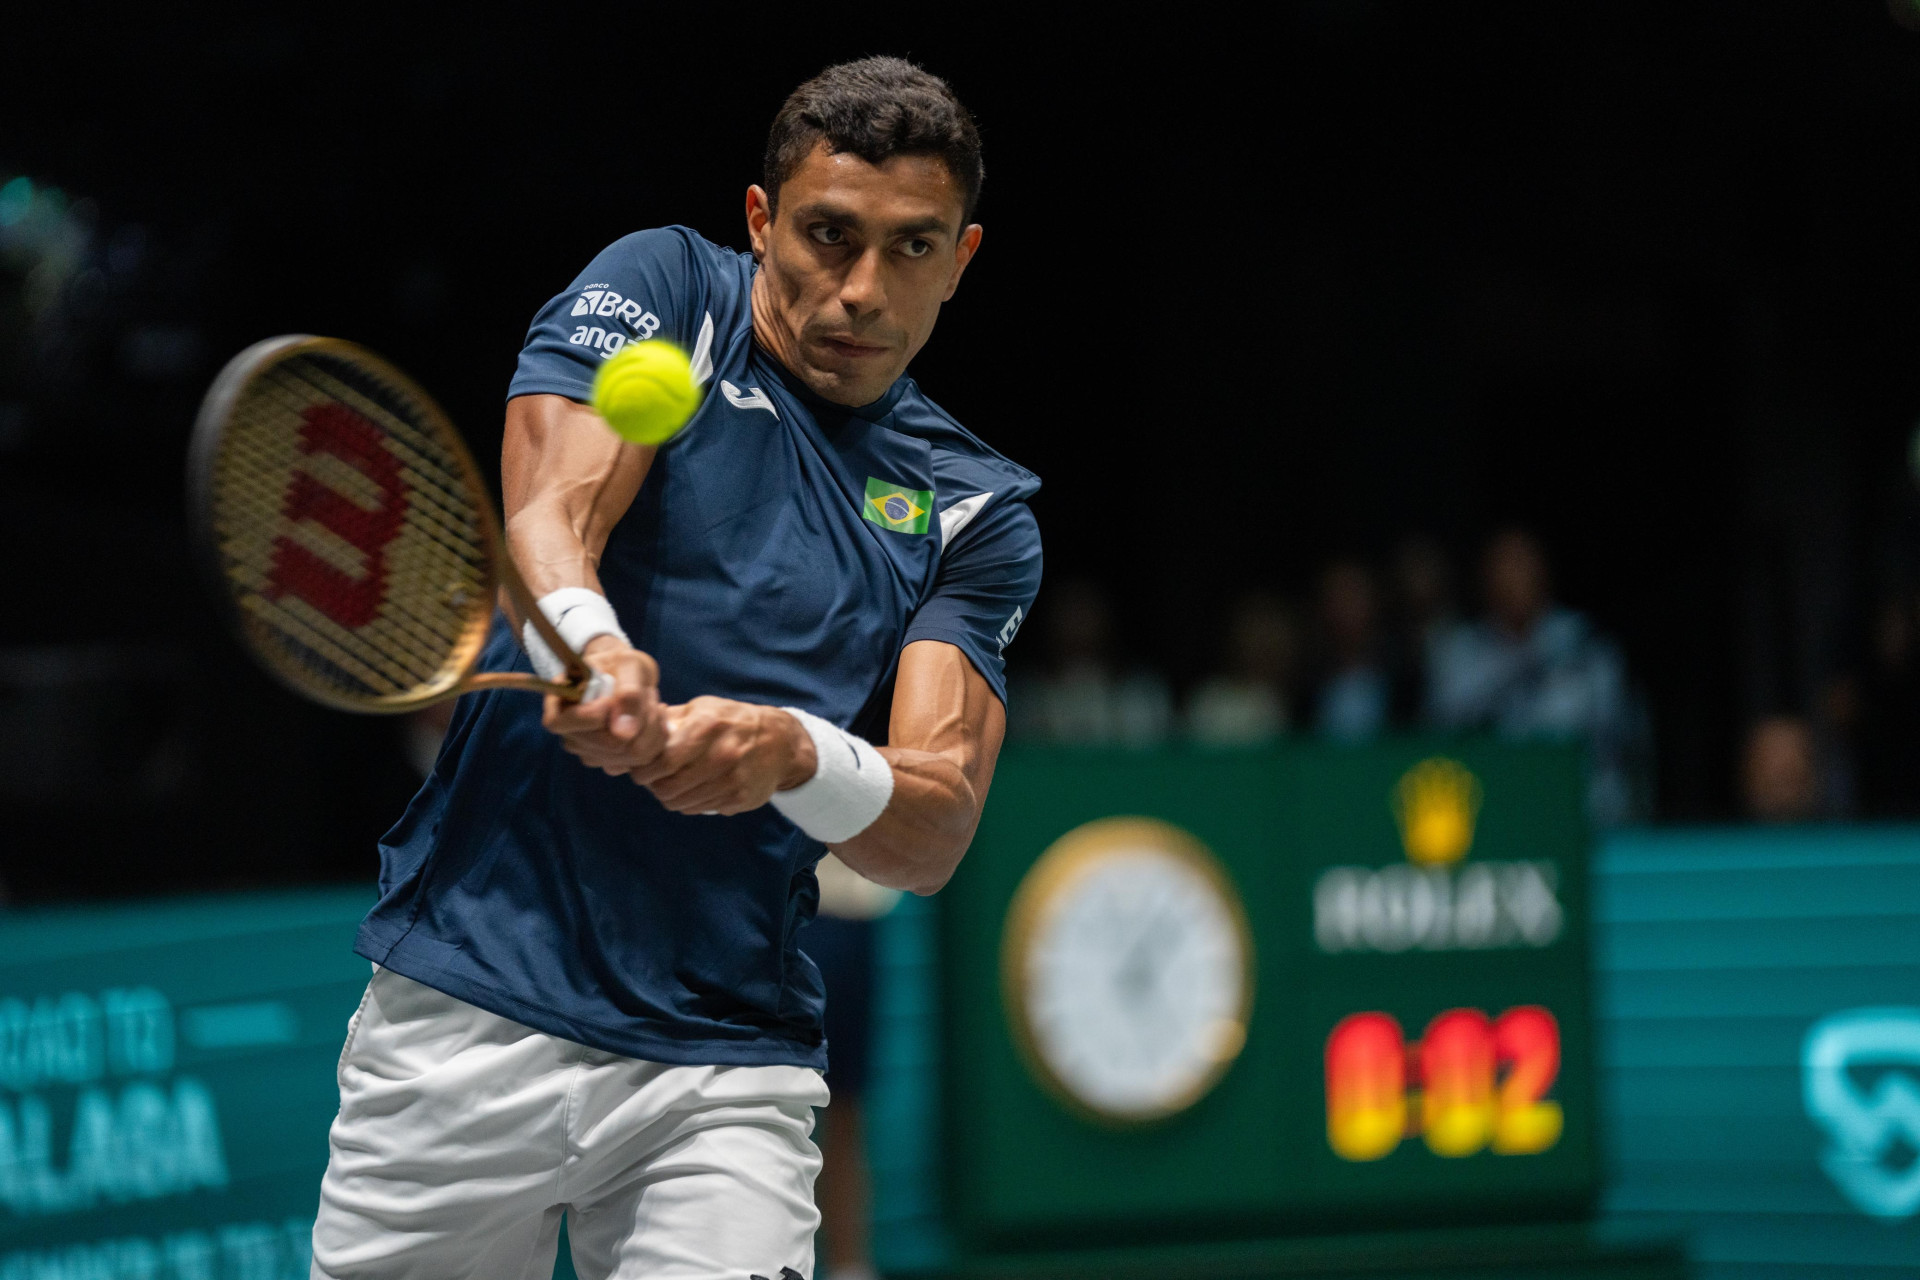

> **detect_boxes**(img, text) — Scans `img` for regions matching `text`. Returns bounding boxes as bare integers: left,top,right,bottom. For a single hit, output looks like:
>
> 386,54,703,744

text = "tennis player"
309,56,1040,1280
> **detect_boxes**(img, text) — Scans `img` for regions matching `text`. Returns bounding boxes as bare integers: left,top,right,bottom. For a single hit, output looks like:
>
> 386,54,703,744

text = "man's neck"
748,266,805,384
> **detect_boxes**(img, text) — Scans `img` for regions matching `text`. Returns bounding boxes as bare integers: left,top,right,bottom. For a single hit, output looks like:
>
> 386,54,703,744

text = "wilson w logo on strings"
265,404,407,628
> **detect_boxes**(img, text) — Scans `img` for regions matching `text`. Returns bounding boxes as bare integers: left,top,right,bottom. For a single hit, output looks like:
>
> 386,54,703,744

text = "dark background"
4,4,1920,900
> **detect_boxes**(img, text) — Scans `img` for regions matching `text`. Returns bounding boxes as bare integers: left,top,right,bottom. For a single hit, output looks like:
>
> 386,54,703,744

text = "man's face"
747,143,982,406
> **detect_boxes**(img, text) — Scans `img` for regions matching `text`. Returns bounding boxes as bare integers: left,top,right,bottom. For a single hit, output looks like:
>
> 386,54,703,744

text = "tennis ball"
591,339,701,446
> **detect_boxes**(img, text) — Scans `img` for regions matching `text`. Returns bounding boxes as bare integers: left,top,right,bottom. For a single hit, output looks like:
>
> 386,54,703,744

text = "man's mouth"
818,335,890,359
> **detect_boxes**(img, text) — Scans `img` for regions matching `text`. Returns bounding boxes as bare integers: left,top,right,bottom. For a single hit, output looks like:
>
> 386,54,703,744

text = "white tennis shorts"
311,967,826,1280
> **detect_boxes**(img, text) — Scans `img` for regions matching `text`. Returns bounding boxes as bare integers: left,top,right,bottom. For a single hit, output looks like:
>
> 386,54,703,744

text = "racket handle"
581,671,615,703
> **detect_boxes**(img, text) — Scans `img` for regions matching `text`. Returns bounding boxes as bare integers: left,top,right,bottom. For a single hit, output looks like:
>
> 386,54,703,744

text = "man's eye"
809,225,845,246
900,239,932,258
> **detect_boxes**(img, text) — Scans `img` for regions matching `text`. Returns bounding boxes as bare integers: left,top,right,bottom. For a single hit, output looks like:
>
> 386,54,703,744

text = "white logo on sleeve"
569,287,661,341
997,606,1024,653
938,491,993,549
720,381,778,417
569,326,628,360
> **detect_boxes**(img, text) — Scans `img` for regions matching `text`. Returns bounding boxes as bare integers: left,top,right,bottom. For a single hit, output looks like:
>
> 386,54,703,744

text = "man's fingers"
625,705,701,786
625,697,670,768
543,692,612,735
613,697,785,814
660,782,753,815
656,782,734,814
645,756,730,809
609,652,652,741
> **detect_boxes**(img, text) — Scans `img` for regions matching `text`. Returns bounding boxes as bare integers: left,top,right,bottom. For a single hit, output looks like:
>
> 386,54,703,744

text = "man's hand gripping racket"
186,335,620,714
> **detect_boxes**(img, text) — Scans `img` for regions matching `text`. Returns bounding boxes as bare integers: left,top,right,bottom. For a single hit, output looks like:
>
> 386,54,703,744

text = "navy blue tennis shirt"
355,227,1042,1069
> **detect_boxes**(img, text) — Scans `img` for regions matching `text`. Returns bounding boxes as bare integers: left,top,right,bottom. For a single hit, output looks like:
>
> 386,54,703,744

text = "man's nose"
840,247,887,319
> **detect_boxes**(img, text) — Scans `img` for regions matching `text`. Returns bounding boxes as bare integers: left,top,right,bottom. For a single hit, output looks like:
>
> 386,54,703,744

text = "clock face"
1003,818,1253,1123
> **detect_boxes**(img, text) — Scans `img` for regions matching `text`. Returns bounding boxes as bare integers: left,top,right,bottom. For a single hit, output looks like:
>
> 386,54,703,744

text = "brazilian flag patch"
863,477,934,534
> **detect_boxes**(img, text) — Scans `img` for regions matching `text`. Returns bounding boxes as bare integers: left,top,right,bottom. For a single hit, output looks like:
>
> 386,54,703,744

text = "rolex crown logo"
1393,757,1483,866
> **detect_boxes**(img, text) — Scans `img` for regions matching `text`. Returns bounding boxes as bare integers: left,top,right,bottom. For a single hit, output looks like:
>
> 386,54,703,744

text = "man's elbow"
907,861,958,897
836,830,969,897
870,845,963,897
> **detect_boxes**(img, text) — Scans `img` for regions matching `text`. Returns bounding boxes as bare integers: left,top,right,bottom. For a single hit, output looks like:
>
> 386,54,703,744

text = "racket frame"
187,334,602,713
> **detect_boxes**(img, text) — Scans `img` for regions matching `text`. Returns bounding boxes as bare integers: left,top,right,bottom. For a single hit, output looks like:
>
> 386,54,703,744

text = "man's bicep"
888,640,1006,791
503,394,650,519
502,394,652,595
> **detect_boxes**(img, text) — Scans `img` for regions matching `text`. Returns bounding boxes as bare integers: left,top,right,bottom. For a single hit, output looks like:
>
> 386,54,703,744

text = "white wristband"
769,708,894,843
521,588,628,682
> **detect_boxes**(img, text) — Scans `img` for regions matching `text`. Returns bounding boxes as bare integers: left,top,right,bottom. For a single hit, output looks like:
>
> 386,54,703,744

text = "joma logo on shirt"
570,288,662,341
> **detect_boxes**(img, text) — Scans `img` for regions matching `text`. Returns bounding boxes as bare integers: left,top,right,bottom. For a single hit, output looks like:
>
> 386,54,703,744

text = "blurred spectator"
1387,535,1459,722
1309,560,1393,742
1427,529,1644,823
1854,593,1920,816
804,855,900,1280
1009,579,1173,745
1185,591,1298,745
1743,715,1821,822
1814,674,1860,818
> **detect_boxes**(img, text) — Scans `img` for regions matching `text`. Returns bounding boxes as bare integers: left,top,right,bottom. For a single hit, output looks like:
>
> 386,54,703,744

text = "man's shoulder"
585,226,753,306
581,226,754,360
888,380,1042,504
597,225,746,269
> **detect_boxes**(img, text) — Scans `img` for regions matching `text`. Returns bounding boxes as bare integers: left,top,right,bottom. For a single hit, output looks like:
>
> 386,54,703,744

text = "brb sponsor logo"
1314,757,1563,954
1325,1005,1563,1162
568,283,662,359
1803,1007,1920,1219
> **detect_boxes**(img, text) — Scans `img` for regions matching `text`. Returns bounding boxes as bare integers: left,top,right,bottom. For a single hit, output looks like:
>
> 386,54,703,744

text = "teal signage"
1594,828,1920,1275
0,890,373,1279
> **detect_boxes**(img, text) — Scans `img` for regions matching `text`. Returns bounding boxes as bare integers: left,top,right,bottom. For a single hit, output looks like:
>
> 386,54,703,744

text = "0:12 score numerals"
1324,1005,1563,1161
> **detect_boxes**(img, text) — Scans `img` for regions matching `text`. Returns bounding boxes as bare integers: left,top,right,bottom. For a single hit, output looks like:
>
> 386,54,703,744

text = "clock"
1001,817,1255,1124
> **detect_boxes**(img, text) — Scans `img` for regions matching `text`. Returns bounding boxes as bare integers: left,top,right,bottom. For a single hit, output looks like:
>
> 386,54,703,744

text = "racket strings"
217,399,445,693
260,367,488,653
207,348,495,706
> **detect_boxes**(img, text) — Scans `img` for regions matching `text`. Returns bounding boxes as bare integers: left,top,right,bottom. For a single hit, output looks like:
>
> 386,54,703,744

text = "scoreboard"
873,741,1660,1274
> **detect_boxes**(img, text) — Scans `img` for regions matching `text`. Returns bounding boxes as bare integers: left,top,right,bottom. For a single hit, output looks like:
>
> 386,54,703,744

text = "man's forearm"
828,748,979,895
506,499,607,599
501,393,651,600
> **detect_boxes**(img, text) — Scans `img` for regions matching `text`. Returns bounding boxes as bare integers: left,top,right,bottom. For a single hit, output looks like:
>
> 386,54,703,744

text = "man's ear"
943,224,984,302
745,185,774,261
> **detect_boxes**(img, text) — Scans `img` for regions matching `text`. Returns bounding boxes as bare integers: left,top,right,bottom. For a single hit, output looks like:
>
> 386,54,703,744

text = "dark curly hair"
763,56,983,223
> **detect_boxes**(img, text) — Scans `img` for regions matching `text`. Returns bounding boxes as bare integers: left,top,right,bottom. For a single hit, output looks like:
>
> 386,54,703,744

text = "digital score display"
1325,1005,1563,1162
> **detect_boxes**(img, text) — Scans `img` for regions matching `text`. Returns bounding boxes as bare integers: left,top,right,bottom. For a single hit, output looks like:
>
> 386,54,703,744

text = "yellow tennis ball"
591,339,701,445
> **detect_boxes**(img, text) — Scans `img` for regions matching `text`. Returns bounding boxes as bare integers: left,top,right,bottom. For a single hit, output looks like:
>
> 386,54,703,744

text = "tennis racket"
187,334,612,713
